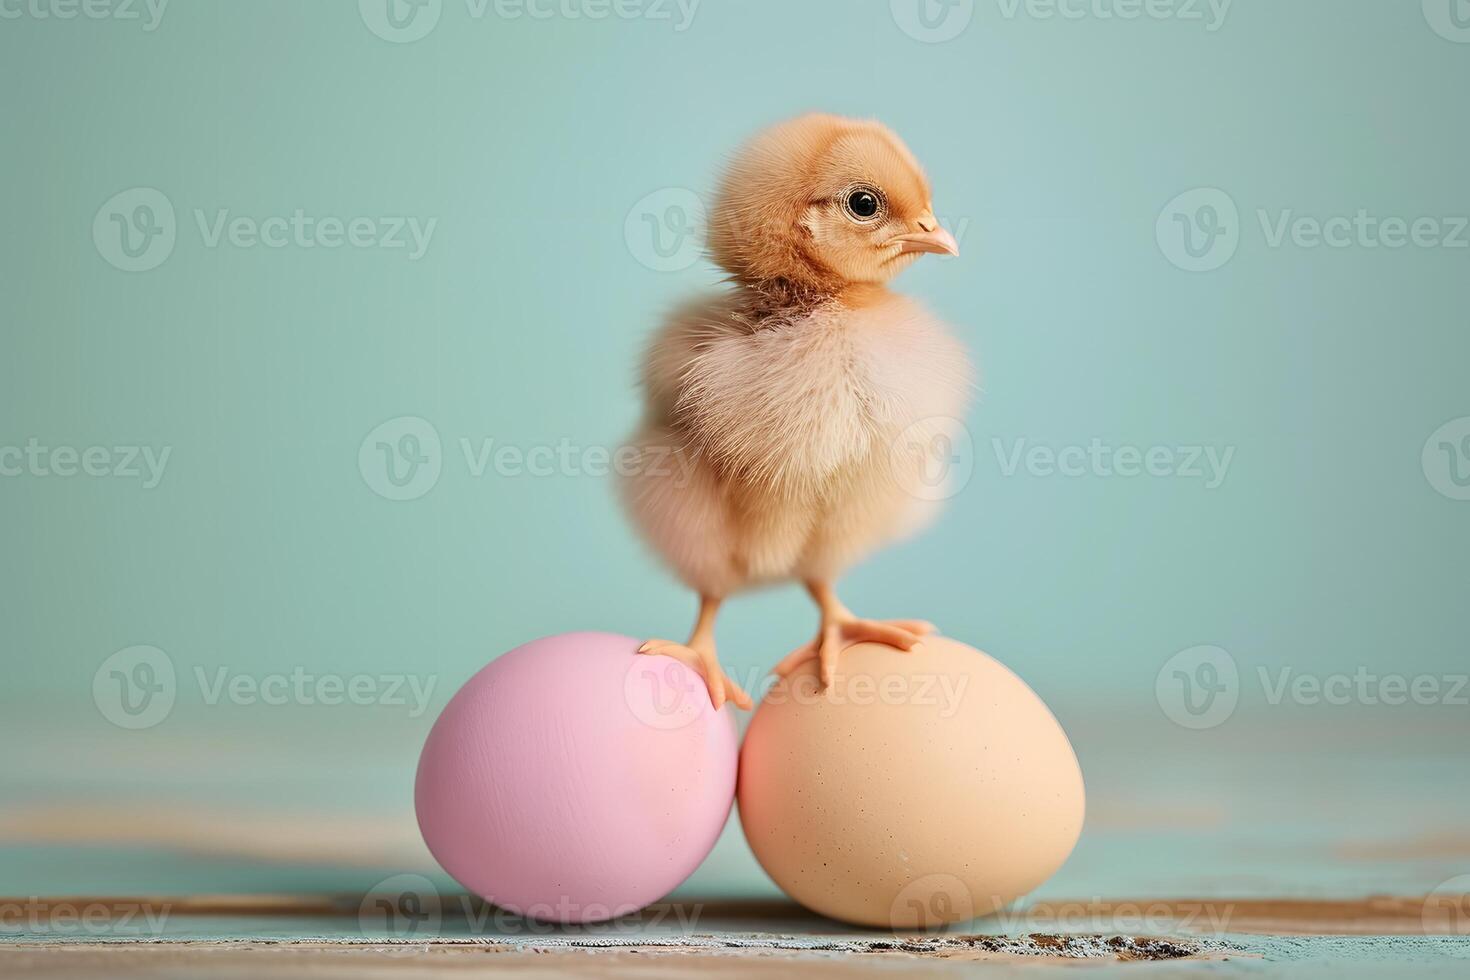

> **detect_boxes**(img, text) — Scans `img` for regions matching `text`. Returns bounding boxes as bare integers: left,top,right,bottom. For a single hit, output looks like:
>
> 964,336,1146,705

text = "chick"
621,113,972,710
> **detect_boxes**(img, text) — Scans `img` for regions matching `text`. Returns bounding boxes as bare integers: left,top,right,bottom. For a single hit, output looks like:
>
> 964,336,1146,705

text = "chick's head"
707,113,958,291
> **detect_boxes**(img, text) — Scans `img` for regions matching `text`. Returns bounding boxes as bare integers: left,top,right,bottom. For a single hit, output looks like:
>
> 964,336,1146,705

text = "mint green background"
1,0,1467,900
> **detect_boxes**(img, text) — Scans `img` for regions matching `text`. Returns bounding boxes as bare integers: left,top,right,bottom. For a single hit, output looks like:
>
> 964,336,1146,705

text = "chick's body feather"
622,289,971,597
619,113,972,710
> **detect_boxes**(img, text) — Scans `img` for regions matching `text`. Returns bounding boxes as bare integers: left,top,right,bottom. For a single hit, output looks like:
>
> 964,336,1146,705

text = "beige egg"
738,637,1085,928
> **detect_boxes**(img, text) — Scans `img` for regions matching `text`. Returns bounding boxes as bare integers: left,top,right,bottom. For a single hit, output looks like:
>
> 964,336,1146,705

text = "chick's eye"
844,187,883,222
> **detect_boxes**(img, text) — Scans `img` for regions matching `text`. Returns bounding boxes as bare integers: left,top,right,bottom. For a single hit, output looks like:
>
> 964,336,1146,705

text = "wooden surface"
2,895,1470,977
3,703,1467,974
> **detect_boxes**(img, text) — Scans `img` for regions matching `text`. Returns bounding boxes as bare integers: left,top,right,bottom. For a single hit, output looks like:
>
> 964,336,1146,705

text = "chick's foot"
773,604,936,689
637,637,753,712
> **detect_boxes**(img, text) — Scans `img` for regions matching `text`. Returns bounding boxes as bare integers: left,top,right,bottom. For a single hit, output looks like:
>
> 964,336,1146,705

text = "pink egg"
415,631,737,924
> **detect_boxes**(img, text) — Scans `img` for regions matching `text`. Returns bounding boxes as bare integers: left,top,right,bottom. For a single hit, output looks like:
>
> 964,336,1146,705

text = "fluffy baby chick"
621,113,972,710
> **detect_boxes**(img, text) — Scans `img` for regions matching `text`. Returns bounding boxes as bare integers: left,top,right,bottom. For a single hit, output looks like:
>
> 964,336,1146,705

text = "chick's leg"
774,580,936,689
639,595,753,711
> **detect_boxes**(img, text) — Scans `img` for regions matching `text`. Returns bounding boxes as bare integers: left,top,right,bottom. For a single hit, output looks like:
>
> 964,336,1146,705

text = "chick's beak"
886,213,960,257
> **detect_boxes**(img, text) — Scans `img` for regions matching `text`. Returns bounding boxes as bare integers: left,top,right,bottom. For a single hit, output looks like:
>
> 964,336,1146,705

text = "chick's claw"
637,639,753,712
772,617,937,687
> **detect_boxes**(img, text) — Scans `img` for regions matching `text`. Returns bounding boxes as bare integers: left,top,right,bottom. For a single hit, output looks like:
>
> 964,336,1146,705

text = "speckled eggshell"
416,632,738,923
737,637,1084,928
